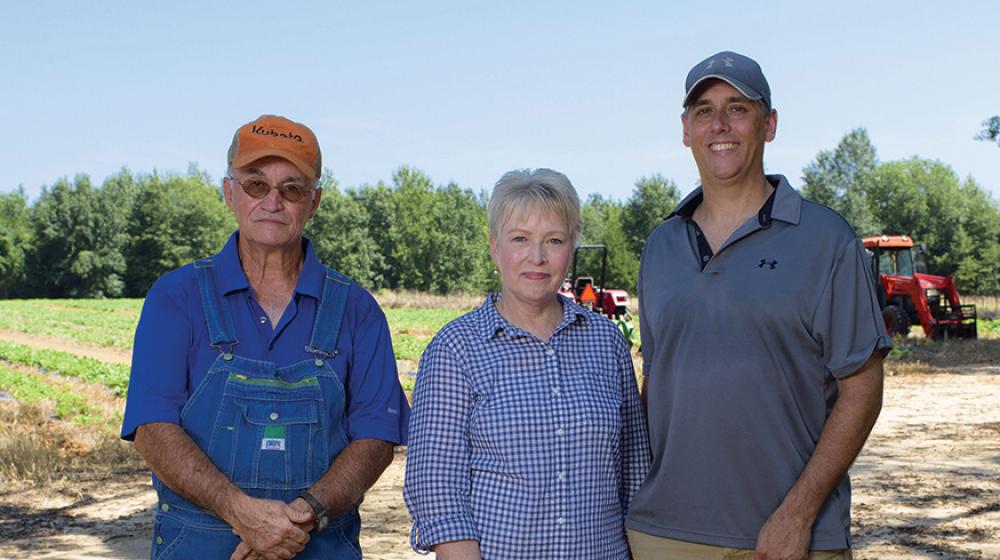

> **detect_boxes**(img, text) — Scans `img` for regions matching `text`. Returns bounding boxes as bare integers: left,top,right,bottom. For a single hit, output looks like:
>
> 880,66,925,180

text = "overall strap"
193,258,239,352
306,268,352,358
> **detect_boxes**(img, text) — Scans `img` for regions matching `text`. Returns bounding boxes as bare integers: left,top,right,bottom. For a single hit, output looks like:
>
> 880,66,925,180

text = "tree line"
1,128,998,298
0,164,677,298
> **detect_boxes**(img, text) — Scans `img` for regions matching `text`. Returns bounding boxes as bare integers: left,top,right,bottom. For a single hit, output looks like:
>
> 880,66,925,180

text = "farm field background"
1,296,999,559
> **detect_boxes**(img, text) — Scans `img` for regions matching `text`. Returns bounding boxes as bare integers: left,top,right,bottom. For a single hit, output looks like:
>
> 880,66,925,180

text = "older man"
625,52,890,559
121,115,409,559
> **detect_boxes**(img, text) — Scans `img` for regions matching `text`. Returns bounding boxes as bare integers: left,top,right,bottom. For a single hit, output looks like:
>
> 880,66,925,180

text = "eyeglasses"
227,176,314,203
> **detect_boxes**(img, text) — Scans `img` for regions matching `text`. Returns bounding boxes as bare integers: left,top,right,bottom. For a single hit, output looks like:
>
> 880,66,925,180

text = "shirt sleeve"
343,289,410,444
403,332,480,551
812,238,893,379
617,333,651,513
120,277,194,441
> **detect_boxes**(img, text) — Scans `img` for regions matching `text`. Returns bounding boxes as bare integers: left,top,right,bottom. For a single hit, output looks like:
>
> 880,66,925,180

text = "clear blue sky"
3,2,998,204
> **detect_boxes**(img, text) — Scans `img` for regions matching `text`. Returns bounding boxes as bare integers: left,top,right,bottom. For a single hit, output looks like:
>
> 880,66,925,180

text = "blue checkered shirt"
404,294,650,559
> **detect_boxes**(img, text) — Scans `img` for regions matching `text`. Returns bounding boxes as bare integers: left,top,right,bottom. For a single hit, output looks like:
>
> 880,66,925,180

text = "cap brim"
230,148,318,182
683,75,764,107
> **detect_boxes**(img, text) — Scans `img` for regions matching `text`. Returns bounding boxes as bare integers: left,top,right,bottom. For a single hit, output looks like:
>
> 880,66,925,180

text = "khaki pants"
628,530,853,560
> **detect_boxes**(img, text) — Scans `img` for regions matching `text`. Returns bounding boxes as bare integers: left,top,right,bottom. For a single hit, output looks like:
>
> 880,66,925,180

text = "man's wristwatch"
298,490,329,532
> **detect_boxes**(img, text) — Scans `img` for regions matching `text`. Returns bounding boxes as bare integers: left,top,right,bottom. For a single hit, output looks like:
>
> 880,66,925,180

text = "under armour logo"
758,259,778,270
706,56,735,70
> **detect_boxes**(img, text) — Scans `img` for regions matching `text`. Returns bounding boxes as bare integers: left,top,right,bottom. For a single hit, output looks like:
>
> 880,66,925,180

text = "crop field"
0,297,998,559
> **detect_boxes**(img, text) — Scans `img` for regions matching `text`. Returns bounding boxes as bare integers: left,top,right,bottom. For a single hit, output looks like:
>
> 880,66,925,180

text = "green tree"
976,116,1000,146
801,128,882,236
306,173,386,289
354,181,399,291
351,167,492,294
949,177,1000,295
27,174,130,297
426,183,491,293
580,194,638,292
0,189,33,297
622,174,680,256
385,167,438,291
868,158,988,285
94,168,141,296
124,169,233,296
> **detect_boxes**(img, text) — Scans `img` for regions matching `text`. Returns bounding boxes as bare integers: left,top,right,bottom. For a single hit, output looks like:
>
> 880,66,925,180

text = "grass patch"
0,340,130,397
0,297,465,361
977,318,1000,338
0,366,102,423
884,336,1000,376
385,308,463,361
0,299,141,350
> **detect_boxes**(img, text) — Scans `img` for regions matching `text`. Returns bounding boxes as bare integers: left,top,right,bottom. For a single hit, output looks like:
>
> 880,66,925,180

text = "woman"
404,168,650,560
120,115,409,560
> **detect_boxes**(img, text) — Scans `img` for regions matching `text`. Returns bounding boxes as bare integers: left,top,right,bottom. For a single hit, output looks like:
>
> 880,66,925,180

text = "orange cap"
227,115,322,182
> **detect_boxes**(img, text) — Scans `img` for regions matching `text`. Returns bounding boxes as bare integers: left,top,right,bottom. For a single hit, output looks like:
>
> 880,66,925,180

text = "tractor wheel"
883,305,911,337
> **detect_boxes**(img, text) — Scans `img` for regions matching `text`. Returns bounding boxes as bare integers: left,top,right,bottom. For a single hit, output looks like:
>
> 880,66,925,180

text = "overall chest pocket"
211,396,329,490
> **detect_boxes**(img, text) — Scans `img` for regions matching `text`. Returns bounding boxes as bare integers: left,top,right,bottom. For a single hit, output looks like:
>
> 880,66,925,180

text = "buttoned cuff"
410,515,480,553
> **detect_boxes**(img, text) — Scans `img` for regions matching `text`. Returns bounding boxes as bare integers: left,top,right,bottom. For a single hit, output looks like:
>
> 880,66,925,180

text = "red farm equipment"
863,235,977,340
558,244,631,320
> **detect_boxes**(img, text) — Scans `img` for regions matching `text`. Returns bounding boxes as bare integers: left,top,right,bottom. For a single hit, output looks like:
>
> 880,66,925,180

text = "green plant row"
384,308,463,362
0,340,130,397
0,299,140,350
0,365,103,424
0,300,455,359
384,308,461,333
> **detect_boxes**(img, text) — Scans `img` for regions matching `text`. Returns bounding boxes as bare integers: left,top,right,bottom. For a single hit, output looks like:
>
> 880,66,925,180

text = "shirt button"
259,316,267,324
160,504,169,512
269,412,279,421
555,427,564,436
556,517,565,525
552,387,561,395
557,471,565,480
702,255,710,262
545,347,555,356
156,536,163,545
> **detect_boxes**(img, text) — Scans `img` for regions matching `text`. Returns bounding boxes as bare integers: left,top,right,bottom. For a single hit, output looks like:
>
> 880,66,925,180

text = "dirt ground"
1,336,998,559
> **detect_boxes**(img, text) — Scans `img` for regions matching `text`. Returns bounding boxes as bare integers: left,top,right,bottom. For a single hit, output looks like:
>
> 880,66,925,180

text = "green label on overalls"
262,425,286,451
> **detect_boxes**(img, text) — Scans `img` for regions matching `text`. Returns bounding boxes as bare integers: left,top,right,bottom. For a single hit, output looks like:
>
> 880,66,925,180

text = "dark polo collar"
670,174,802,227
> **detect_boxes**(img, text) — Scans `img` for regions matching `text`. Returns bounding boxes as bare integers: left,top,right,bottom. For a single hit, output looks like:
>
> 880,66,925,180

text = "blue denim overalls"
150,258,362,559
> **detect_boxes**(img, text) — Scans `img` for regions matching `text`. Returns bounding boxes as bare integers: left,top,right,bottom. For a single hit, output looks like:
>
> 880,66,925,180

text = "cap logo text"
251,125,303,143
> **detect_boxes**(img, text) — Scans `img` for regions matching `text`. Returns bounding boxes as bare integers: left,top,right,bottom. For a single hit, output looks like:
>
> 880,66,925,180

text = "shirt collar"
669,174,801,226
213,231,326,299
481,293,589,340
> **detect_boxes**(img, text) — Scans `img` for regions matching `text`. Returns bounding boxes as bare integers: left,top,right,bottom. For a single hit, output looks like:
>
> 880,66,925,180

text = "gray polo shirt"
625,174,891,550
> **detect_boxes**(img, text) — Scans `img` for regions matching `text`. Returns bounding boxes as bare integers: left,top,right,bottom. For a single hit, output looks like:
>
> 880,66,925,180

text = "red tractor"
558,244,631,320
863,235,977,339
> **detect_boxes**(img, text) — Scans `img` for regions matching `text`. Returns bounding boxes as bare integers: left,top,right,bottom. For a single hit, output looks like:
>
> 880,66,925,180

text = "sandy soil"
1,337,998,558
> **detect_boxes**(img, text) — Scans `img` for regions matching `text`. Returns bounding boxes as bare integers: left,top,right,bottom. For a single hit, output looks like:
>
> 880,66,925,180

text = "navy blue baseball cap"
683,51,771,109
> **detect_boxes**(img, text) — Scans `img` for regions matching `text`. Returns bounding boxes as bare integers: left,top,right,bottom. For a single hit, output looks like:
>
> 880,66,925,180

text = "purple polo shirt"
121,232,409,445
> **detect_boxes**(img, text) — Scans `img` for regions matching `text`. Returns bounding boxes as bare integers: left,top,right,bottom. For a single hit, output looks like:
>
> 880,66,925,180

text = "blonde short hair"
488,168,582,244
